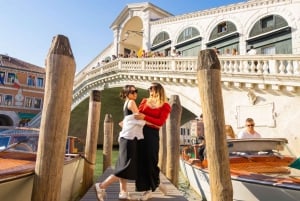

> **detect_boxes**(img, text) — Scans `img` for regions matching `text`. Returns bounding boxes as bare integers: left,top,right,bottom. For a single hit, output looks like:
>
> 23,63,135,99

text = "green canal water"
95,149,202,201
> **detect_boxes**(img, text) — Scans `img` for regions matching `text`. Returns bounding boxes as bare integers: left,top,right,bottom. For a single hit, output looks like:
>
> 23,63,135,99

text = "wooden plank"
80,167,188,201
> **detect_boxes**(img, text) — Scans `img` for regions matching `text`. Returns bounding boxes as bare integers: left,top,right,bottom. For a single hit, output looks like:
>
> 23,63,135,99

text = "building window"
4,95,13,106
7,73,16,84
25,97,33,108
37,77,44,88
177,27,200,43
27,75,36,86
261,15,274,30
34,98,42,109
0,71,5,85
218,22,227,33
152,31,170,46
262,46,276,55
0,94,3,104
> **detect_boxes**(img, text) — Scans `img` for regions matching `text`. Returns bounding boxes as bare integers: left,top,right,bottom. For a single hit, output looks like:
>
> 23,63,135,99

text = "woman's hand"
134,113,145,120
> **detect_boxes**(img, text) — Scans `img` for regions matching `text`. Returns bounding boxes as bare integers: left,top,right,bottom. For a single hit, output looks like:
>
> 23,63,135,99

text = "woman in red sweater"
134,82,171,200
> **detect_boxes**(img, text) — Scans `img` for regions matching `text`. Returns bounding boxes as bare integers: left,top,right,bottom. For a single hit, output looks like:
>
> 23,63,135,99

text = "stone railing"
74,55,300,89
220,55,300,75
72,54,300,109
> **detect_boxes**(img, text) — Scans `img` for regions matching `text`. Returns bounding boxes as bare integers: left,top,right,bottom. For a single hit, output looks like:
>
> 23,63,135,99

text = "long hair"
149,82,167,105
225,124,235,139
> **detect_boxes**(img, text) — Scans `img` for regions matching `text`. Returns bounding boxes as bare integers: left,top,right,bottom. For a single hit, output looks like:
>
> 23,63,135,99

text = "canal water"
178,170,203,201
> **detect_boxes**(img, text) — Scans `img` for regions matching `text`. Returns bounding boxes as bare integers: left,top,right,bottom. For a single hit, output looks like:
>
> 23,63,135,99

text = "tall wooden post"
166,95,182,186
158,124,167,174
82,90,101,192
32,35,76,201
196,49,233,201
103,114,113,172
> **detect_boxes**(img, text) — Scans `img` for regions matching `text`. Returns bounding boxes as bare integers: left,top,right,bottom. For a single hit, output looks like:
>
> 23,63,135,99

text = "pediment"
110,2,172,29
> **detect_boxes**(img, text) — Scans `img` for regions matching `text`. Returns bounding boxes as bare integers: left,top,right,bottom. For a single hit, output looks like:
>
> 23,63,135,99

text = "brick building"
0,54,45,127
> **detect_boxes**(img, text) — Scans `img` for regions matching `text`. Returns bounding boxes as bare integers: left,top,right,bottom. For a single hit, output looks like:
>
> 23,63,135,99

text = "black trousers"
114,137,138,180
136,126,160,192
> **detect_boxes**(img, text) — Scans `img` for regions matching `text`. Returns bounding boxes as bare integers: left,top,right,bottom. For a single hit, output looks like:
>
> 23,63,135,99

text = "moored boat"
180,138,300,201
0,128,85,201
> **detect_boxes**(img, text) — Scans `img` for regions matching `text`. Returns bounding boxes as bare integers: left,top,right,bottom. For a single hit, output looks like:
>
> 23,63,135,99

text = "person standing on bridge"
134,82,171,200
95,85,145,200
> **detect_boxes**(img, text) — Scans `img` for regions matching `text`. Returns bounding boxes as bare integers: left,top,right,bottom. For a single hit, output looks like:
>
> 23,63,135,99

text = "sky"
0,0,245,73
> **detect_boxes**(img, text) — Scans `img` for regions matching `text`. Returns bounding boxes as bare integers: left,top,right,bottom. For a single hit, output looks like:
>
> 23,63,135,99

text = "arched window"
207,21,239,54
175,27,201,56
152,31,170,46
209,21,237,41
249,15,288,37
177,27,200,43
247,14,291,54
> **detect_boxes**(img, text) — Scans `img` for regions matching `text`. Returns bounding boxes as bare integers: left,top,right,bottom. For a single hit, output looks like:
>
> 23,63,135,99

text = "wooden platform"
80,167,188,201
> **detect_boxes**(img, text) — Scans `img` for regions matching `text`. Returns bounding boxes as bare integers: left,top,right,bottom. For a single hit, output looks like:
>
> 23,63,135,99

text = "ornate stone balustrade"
73,55,300,108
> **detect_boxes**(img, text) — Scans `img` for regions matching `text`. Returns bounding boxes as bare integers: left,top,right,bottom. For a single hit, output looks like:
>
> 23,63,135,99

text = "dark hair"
119,85,136,100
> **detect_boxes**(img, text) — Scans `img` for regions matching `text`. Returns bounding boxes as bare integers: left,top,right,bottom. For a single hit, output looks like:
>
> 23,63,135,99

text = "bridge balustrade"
75,55,300,86
72,55,300,109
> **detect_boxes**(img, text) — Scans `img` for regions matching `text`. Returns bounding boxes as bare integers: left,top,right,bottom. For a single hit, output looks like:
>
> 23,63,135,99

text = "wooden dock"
80,167,188,201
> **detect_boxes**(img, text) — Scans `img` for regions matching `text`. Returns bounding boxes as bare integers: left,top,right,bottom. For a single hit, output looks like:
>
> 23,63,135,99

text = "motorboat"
0,128,84,201
180,138,300,201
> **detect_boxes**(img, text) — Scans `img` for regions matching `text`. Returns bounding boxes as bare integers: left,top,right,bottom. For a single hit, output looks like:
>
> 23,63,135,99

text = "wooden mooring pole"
32,35,76,201
158,124,167,174
196,49,233,201
103,114,114,172
166,95,182,186
82,90,101,192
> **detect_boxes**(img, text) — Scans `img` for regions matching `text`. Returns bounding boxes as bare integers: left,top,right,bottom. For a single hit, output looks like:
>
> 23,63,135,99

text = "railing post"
294,60,300,75
171,59,176,71
268,58,278,74
141,59,145,70
118,59,122,70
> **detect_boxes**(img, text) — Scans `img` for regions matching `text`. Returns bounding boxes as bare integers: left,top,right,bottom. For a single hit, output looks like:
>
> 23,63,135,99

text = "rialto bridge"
30,54,300,155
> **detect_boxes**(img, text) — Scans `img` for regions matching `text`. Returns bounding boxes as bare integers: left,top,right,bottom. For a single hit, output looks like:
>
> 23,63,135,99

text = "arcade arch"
150,31,171,56
120,16,143,57
175,26,201,56
0,114,14,126
207,21,239,54
247,14,292,54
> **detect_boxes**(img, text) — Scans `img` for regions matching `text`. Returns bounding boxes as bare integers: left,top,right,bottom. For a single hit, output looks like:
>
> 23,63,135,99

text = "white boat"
0,128,85,201
180,138,300,201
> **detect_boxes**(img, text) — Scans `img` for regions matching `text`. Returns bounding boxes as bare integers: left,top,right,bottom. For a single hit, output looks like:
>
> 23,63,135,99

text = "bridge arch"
120,16,143,57
0,112,18,127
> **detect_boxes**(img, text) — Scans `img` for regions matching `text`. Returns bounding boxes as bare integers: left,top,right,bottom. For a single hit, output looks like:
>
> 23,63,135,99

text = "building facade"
0,54,45,127
80,0,300,72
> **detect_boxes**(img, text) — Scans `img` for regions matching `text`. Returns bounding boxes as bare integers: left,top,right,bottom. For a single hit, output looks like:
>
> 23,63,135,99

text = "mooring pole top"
197,49,220,71
48,35,74,58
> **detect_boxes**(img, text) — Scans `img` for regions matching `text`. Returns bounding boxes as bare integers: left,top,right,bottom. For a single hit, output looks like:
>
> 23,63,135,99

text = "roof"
0,54,45,74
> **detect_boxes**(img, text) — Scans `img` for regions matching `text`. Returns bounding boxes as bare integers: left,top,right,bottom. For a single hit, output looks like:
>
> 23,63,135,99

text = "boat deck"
80,167,188,201
0,151,36,180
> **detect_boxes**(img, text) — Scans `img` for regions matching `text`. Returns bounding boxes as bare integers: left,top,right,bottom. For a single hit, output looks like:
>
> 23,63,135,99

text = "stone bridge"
29,54,300,155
